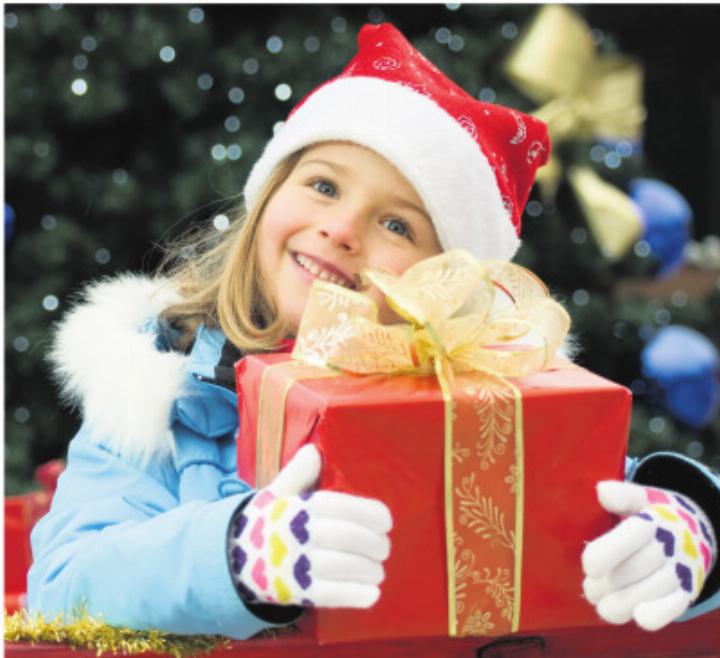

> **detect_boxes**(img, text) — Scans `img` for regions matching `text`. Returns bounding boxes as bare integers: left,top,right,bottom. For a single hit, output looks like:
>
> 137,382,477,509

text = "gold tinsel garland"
4,609,231,657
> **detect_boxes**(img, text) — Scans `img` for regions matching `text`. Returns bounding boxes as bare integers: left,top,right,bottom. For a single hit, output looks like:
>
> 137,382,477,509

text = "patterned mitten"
582,480,717,631
228,444,392,608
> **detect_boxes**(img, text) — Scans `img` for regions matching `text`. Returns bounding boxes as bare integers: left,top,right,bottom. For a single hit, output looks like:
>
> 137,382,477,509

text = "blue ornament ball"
641,325,719,428
5,203,15,241
629,178,692,277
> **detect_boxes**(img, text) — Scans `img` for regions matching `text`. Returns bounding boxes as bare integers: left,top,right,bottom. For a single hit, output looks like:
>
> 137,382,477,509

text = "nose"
317,208,364,253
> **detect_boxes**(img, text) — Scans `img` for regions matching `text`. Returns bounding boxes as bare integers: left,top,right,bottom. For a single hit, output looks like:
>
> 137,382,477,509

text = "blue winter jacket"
28,276,299,639
27,276,720,638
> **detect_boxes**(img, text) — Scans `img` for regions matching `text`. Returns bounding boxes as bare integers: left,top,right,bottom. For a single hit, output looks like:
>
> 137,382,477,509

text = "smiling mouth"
292,252,357,290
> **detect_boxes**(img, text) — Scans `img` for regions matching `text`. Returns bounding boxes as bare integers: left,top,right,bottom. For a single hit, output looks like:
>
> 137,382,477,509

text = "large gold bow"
292,250,570,381
503,6,647,260
504,5,645,145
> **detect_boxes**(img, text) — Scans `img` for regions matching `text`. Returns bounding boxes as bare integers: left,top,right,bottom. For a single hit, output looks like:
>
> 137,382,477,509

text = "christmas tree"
5,4,719,493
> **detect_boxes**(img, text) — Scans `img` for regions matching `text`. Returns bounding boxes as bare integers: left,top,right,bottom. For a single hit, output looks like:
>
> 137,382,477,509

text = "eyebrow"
298,158,432,224
296,158,348,174
392,196,432,224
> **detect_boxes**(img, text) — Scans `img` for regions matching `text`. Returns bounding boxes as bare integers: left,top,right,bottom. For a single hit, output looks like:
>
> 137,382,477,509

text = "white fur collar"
49,274,187,464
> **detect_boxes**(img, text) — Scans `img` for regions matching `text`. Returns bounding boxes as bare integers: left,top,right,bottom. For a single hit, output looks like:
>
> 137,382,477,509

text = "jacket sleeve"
27,427,293,640
626,452,720,620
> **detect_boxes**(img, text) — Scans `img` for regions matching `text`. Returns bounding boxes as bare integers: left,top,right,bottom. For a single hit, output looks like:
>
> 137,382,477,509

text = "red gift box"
236,354,630,644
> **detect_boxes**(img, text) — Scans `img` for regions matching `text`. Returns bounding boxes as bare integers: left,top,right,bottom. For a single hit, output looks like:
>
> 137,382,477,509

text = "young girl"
29,22,719,640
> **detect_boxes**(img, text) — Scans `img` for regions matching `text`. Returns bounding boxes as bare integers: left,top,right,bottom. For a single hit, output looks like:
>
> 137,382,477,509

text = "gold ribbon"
504,5,646,145
286,250,570,635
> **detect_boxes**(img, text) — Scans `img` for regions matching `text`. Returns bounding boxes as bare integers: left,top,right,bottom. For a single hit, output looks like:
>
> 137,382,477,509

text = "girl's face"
257,142,443,334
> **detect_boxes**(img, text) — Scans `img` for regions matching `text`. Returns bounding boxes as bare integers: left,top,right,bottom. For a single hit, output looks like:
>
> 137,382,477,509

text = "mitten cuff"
226,497,303,625
629,452,720,605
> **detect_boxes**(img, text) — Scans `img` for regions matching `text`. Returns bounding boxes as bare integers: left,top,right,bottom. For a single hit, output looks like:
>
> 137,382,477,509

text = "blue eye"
381,217,411,239
311,179,336,197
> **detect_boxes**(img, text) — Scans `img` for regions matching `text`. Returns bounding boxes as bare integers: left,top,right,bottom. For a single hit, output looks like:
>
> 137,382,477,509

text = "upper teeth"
295,253,352,288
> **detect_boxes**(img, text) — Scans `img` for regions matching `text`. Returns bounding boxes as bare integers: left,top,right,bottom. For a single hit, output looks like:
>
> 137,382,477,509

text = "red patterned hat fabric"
244,23,550,262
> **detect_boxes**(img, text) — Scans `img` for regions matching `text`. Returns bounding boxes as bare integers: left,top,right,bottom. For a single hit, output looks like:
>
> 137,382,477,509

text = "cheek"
257,203,286,250
256,199,296,268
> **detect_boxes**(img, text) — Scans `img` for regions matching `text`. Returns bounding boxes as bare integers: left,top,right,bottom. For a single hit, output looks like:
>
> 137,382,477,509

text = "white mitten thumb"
269,444,322,498
596,480,649,516
582,481,655,579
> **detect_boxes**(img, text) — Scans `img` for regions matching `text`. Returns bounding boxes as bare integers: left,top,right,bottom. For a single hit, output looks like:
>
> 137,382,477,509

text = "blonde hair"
158,150,304,352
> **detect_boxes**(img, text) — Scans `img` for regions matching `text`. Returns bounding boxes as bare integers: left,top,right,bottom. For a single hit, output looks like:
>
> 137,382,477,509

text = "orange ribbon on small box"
256,250,570,636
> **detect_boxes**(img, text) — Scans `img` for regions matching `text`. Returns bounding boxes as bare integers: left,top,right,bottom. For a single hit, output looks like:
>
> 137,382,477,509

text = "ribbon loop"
363,250,493,327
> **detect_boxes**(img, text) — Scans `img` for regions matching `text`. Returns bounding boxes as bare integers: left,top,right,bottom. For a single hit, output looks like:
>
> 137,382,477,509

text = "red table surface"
6,611,720,658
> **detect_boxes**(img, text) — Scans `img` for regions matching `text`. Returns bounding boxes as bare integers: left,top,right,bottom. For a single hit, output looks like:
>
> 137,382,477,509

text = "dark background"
5,4,720,493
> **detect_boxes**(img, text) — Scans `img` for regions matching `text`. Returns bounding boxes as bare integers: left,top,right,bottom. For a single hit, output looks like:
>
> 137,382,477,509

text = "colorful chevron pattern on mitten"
229,489,314,605
582,481,717,631
638,489,715,597
227,445,392,608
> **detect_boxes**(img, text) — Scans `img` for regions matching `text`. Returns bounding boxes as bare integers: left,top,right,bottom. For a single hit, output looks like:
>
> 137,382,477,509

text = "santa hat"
244,23,550,262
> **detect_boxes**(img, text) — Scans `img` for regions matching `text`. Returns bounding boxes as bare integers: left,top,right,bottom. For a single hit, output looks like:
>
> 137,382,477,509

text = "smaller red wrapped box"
5,460,63,613
236,353,630,644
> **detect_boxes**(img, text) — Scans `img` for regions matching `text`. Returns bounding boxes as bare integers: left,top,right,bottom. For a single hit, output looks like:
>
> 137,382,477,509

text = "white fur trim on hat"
244,77,520,262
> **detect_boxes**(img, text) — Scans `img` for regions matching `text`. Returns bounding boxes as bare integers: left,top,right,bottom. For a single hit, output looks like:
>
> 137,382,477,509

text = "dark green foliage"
5,4,719,492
